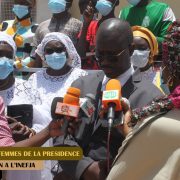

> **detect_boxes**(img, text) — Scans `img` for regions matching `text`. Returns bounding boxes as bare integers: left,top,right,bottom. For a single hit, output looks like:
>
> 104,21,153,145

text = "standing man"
33,0,82,67
54,18,163,180
119,0,176,43
33,0,82,48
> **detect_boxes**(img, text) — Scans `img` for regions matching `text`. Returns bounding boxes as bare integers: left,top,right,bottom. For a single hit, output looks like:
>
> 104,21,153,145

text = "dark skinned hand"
83,0,95,25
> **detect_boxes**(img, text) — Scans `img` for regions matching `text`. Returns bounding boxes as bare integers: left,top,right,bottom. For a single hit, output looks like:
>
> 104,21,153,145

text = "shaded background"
0,0,179,23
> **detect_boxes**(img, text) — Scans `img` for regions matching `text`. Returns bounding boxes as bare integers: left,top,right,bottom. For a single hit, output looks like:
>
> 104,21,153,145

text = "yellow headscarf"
132,26,158,64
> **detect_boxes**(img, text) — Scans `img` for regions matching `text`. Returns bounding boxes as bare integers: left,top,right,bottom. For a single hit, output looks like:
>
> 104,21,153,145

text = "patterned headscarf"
0,32,16,57
132,26,159,64
162,20,180,80
36,32,81,68
129,85,180,127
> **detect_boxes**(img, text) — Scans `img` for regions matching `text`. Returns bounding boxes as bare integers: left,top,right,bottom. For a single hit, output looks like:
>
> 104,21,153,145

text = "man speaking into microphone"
54,18,163,180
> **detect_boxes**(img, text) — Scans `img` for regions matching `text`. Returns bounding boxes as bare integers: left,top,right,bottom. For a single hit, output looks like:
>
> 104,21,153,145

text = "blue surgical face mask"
0,57,14,80
48,0,66,14
12,5,29,19
127,0,141,6
45,52,67,70
96,0,113,16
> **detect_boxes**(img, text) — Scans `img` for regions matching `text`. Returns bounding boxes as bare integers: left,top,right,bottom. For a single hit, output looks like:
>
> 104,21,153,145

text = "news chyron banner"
0,147,82,170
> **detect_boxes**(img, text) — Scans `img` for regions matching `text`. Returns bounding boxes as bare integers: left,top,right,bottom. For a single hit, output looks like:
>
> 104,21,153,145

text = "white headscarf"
0,32,16,56
36,32,81,68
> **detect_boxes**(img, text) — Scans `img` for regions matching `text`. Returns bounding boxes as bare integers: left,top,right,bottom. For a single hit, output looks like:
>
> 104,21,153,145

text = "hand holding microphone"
51,87,82,138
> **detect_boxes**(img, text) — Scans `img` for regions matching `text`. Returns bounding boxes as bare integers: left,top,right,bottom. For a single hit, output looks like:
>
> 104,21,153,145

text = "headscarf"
36,32,81,68
0,32,16,57
132,26,159,64
162,20,180,80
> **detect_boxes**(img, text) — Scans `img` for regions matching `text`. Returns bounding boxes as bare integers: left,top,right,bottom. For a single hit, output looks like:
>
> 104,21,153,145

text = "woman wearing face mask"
0,0,38,79
0,32,29,106
77,0,119,70
33,0,82,68
119,0,176,44
27,32,87,107
131,26,163,92
0,32,55,180
107,20,180,180
34,0,82,49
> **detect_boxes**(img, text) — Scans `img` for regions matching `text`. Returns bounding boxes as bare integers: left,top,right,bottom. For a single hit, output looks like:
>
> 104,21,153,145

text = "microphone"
75,94,96,141
80,94,96,119
51,97,68,133
55,87,81,118
102,79,122,131
51,87,81,139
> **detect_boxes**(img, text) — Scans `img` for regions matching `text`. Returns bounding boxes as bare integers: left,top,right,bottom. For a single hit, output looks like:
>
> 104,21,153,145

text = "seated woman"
27,32,87,106
131,26,163,92
107,20,180,180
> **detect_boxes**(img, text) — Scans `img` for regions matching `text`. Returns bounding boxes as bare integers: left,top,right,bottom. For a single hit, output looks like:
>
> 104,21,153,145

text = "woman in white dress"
27,32,87,106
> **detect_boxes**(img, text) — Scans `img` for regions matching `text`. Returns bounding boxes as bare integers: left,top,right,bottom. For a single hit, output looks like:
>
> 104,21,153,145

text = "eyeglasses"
95,48,127,62
45,47,66,55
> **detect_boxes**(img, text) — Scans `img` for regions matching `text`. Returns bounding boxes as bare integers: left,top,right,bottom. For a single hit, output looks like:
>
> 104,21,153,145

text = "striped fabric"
0,97,15,147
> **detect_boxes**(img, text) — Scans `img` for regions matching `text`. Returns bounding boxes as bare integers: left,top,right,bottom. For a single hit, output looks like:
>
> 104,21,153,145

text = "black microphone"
75,94,96,141
79,94,96,119
51,97,69,135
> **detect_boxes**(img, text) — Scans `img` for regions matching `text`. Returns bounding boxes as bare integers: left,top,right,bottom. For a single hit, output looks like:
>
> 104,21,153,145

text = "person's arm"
77,1,94,60
157,7,176,43
13,120,63,147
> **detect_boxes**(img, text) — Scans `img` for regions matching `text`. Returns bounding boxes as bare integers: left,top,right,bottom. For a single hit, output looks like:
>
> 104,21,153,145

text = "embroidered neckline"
42,68,74,82
0,84,15,105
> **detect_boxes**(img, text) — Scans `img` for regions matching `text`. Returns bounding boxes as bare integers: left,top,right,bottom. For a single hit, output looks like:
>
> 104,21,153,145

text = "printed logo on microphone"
103,90,119,100
55,102,80,118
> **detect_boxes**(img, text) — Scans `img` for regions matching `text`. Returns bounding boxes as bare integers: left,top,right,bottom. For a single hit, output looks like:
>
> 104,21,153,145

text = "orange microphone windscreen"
63,87,81,106
106,79,121,91
102,79,122,111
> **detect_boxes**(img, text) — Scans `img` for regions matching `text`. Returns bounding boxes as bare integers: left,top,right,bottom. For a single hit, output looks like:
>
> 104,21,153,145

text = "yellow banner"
0,160,43,170
0,147,83,160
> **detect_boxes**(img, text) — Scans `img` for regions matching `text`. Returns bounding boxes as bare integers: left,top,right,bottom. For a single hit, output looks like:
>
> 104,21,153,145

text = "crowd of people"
0,0,179,180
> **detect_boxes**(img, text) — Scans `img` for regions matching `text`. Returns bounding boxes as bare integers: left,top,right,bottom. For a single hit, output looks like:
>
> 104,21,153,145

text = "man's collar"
101,65,135,91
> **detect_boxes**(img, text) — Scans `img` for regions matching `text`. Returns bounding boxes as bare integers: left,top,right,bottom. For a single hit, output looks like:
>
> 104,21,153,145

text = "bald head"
97,18,133,49
96,18,134,78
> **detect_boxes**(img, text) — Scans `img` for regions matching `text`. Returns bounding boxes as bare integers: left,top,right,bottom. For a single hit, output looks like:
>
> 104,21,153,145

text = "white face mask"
131,50,150,68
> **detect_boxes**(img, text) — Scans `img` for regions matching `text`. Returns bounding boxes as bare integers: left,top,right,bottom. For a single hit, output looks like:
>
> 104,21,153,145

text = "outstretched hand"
83,0,95,25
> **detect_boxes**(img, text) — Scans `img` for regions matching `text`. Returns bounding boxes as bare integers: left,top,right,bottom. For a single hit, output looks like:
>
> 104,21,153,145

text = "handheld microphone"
51,87,81,139
51,97,68,133
80,94,96,118
75,94,96,141
55,87,81,118
102,79,122,131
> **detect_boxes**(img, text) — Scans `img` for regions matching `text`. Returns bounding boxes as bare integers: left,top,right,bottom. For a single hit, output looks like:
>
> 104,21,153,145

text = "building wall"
70,0,179,19
1,0,179,24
